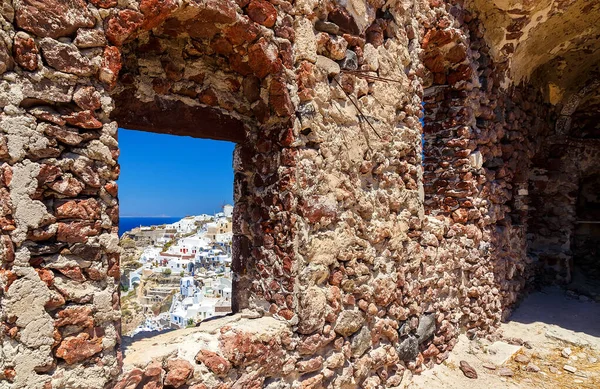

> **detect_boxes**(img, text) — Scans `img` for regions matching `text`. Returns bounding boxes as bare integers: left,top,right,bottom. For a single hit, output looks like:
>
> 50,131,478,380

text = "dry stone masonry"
0,0,598,388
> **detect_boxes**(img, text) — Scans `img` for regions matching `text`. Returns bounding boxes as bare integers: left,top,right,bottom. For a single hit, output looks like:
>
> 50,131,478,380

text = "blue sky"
118,129,235,217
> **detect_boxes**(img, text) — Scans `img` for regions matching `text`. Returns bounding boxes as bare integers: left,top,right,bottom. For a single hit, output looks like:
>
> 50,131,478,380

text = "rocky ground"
407,286,600,389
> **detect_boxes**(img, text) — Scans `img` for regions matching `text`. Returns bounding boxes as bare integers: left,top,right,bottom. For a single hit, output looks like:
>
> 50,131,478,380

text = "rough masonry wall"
0,0,123,387
0,0,566,388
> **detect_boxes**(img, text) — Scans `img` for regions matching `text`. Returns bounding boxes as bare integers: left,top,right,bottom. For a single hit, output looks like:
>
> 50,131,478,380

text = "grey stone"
297,287,327,334
334,310,365,337
351,326,371,358
398,321,410,337
416,313,436,344
546,328,590,347
316,55,340,77
396,335,418,361
315,20,339,35
338,50,358,71
497,367,514,377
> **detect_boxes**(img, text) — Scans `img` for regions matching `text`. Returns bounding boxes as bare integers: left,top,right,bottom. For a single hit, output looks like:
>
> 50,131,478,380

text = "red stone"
447,64,472,84
198,88,218,106
152,78,171,95
446,43,467,63
13,32,38,71
140,0,177,30
248,38,281,79
56,333,103,364
195,0,238,24
269,77,293,117
45,292,66,309
196,350,231,375
296,61,316,102
56,199,101,220
89,0,117,7
49,177,85,197
422,51,445,73
43,125,83,146
224,19,260,46
107,255,120,280
296,356,323,373
3,368,15,383
114,368,144,389
100,46,122,89
15,0,95,39
211,37,234,56
247,0,277,28
36,268,54,287
328,7,359,35
105,9,145,46
63,111,103,129
422,29,457,49
57,266,86,282
27,225,56,241
0,269,17,292
164,359,193,387
55,306,93,328
73,86,102,111
228,53,253,76
366,20,385,48
57,221,101,243
105,182,118,197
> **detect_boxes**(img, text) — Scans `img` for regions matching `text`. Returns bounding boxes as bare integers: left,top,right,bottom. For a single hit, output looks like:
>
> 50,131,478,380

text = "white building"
223,204,233,218
180,276,196,297
158,252,195,274
140,247,161,264
167,217,197,234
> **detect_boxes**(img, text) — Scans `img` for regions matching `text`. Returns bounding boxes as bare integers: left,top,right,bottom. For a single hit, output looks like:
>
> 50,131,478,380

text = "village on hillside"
119,206,234,336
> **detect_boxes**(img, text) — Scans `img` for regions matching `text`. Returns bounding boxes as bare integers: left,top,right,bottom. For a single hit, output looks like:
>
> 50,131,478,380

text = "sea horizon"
118,216,184,237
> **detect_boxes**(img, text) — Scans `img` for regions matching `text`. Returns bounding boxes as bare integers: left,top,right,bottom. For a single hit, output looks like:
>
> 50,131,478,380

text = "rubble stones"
164,359,193,387
14,0,95,38
338,49,358,71
39,38,96,76
247,0,277,28
396,335,419,361
55,333,103,364
497,367,514,377
351,326,371,358
333,310,365,337
0,40,11,75
195,350,231,375
297,286,326,334
416,313,436,344
0,0,596,387
105,10,145,46
459,360,477,379
13,32,38,71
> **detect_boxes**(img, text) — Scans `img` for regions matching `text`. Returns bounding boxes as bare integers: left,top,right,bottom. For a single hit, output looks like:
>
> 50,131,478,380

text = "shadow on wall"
506,286,600,338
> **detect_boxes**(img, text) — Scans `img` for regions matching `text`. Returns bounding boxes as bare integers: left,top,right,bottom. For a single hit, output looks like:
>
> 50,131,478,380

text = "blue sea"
119,217,182,237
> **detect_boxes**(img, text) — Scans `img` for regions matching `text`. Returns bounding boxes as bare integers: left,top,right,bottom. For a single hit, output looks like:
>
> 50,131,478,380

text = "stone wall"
0,0,596,388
